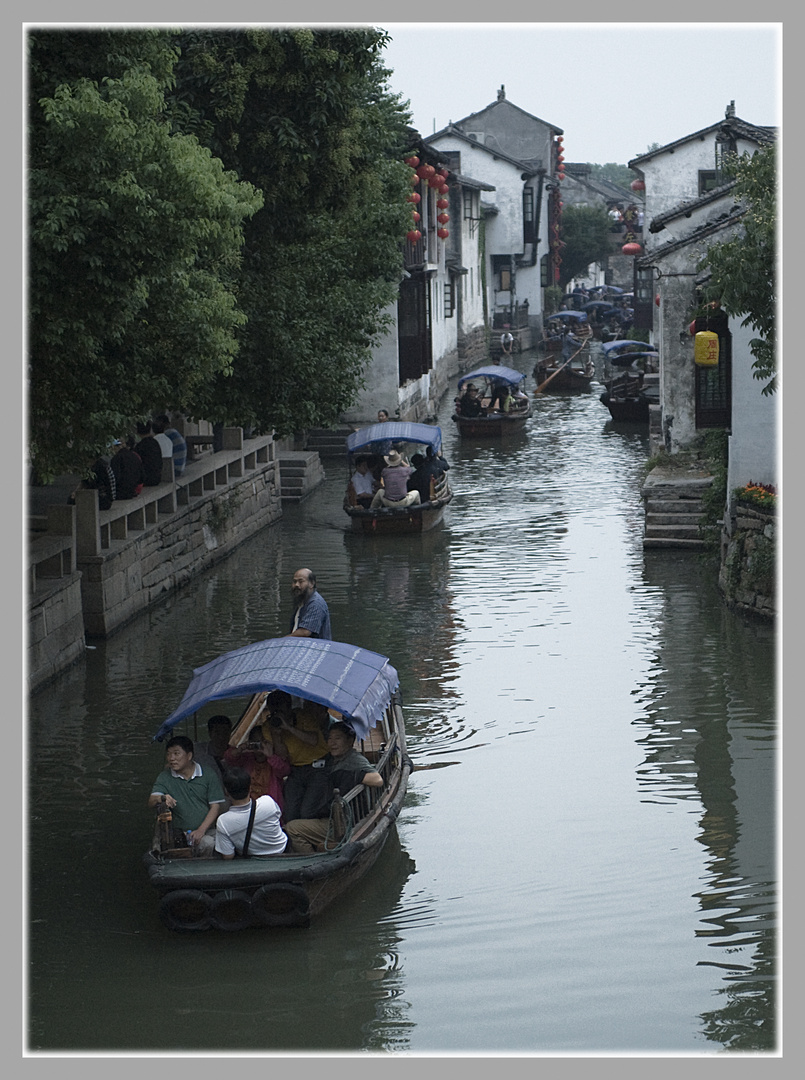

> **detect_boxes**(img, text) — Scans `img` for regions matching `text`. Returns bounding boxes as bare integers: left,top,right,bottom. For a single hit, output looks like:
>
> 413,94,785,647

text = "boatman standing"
288,568,332,640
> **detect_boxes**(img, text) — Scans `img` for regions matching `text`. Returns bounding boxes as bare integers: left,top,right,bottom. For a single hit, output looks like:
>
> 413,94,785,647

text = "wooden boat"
599,339,659,423
533,328,595,392
343,421,451,534
538,310,591,356
451,365,532,437
144,637,411,932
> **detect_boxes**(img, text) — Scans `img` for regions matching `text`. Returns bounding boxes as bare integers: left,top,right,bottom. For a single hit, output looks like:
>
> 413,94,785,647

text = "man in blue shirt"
288,568,332,640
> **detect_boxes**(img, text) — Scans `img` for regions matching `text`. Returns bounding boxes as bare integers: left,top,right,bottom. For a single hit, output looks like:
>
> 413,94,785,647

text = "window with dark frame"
444,280,454,319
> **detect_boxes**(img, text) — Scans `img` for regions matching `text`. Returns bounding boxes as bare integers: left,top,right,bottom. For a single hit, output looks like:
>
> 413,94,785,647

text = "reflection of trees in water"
698,923,777,1051
633,553,777,1051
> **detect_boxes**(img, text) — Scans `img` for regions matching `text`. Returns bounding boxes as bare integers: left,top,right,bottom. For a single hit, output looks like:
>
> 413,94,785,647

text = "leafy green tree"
588,162,634,189
28,29,263,481
557,205,612,289
699,144,777,395
169,28,414,435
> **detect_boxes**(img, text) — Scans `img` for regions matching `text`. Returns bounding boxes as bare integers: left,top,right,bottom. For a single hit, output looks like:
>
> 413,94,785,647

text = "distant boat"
145,637,411,932
343,422,452,534
533,329,595,392
599,339,659,422
451,365,532,438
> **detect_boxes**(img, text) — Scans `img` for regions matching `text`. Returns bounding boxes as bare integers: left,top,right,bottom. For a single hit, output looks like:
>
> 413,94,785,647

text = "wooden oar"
535,336,590,394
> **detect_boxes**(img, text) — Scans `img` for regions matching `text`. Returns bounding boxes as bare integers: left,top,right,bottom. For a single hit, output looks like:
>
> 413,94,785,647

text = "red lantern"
409,170,419,184
428,175,442,189
438,212,449,224
407,192,421,203
622,242,642,256
404,155,419,167
630,178,645,192
438,169,449,180
557,153,565,163
437,228,449,239
436,198,449,209
416,163,435,179
439,184,449,194
407,229,422,243
558,172,565,181
655,294,660,307
412,211,420,223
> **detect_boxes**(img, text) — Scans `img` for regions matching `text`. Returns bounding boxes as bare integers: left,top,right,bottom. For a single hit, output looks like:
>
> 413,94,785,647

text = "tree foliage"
28,29,264,480
27,27,414,479
168,28,413,435
557,205,612,289
699,144,777,395
587,162,634,190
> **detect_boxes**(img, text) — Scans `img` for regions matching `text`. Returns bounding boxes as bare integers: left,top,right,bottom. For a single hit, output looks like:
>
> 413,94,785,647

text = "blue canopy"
601,339,658,355
154,638,399,743
545,311,588,322
457,365,526,390
347,422,442,455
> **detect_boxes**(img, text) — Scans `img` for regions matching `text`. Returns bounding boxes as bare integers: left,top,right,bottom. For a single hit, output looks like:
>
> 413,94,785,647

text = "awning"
154,638,399,743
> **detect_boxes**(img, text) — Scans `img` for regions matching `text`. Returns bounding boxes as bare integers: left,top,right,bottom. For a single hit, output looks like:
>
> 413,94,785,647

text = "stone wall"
77,433,281,638
719,504,776,619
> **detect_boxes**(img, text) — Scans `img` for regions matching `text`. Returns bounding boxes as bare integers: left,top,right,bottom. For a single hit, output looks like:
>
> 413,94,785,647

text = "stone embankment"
29,429,289,692
719,503,776,619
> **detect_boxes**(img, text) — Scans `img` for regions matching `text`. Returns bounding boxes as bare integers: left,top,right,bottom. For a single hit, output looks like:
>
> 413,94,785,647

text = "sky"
378,23,781,166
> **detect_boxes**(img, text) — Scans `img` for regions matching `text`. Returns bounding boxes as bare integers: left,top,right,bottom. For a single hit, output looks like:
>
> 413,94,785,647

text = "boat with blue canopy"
452,365,532,437
599,340,660,422
144,637,411,931
343,422,451,534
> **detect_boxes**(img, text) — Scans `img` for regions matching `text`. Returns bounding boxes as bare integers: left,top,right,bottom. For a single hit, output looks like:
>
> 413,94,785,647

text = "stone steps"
305,427,352,457
642,468,713,550
277,451,326,502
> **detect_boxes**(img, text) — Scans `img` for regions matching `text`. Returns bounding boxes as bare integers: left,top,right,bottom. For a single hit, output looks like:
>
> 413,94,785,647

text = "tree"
557,205,612,289
28,29,263,481
588,162,634,189
699,144,777,395
169,28,414,436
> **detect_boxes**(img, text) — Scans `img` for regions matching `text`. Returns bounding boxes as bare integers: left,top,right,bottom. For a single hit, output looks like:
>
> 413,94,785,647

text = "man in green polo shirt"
148,735,226,856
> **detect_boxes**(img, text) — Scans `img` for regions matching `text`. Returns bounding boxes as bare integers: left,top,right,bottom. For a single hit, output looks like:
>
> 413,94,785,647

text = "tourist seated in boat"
193,714,233,786
490,386,515,413
223,722,291,815
266,691,330,823
424,445,450,476
346,455,377,508
369,450,420,509
284,721,384,854
512,386,529,409
407,453,433,504
214,765,289,859
148,735,226,856
458,384,483,417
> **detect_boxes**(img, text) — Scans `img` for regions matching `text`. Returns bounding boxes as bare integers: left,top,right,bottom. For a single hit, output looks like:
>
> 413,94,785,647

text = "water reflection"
27,353,777,1054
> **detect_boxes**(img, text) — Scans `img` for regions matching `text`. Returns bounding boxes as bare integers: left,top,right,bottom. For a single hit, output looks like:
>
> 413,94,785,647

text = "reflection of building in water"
635,553,777,1049
343,530,460,716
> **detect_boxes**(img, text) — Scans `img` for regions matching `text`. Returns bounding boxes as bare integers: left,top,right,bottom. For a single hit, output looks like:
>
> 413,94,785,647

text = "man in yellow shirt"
264,690,330,822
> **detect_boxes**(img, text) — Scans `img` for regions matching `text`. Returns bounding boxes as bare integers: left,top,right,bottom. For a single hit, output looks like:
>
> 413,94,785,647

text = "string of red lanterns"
403,156,449,243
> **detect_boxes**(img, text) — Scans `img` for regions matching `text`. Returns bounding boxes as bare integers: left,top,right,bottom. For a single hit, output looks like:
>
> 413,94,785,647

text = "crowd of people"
71,412,188,510
149,566,386,859
345,423,450,511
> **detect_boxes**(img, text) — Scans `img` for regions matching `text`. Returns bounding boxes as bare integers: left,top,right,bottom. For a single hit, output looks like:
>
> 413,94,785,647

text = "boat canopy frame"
457,365,526,390
346,422,442,456
154,638,399,744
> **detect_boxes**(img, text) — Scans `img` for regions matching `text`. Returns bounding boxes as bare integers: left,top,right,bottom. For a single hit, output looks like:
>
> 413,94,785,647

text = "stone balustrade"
29,429,283,690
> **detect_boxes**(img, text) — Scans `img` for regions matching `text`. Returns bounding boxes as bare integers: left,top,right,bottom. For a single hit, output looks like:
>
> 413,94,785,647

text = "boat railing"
327,729,403,846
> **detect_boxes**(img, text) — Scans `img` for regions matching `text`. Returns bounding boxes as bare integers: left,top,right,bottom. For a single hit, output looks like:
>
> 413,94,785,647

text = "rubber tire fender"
209,889,255,932
250,883,311,928
158,889,212,932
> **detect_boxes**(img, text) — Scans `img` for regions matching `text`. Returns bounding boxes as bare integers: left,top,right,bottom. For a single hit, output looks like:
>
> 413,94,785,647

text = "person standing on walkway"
288,568,332,640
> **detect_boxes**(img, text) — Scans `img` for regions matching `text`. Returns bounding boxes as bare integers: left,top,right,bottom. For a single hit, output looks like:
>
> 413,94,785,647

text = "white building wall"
341,299,403,424
727,318,778,492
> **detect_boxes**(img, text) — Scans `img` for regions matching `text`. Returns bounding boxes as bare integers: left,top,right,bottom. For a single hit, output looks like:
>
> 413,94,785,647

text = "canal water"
26,350,778,1056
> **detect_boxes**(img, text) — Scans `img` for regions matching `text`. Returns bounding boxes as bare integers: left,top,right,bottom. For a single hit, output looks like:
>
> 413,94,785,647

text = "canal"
26,349,778,1055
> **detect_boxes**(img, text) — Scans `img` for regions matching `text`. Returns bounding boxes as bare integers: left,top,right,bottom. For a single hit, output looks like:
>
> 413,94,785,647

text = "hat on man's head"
384,449,404,466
